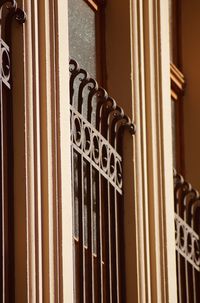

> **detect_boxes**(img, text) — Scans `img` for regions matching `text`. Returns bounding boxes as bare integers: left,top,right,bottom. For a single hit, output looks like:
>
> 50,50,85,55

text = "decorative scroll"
0,0,26,23
175,213,200,271
70,58,136,302
0,39,11,89
0,2,26,302
174,169,200,302
70,105,123,194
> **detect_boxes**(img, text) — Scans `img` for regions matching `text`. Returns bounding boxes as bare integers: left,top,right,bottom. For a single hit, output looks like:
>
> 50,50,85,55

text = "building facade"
1,0,200,302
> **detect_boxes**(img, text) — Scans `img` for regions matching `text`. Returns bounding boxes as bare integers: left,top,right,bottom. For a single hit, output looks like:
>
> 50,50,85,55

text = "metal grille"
174,170,200,302
70,58,136,302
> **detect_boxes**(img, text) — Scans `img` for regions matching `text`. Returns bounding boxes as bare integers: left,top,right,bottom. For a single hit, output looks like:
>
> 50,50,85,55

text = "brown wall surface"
181,0,200,190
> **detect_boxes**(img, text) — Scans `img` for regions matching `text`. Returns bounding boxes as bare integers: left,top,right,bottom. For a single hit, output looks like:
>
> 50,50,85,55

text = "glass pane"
68,0,96,78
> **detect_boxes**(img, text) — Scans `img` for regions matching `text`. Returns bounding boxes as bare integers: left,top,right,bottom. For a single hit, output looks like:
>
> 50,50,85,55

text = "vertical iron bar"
115,124,125,303
193,211,200,303
110,184,118,302
184,202,191,303
77,152,83,302
0,85,2,300
114,188,120,302
85,160,92,303
107,180,113,303
0,80,5,303
177,190,185,303
118,190,126,302
195,269,200,302
187,200,195,303
92,167,98,303
96,170,104,303
89,163,95,303
102,176,110,303
71,145,76,302
192,266,196,303
107,181,118,302
82,157,86,303
185,258,189,301
177,253,183,303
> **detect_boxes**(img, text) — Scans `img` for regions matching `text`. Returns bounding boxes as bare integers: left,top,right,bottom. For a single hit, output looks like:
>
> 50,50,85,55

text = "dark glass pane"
68,0,96,78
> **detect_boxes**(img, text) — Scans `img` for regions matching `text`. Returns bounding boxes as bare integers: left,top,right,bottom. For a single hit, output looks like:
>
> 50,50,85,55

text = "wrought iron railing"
174,170,200,302
69,58,136,302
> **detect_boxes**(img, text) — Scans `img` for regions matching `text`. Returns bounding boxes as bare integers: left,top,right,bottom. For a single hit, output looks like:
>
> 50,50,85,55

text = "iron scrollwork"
69,58,136,150
0,1,26,89
175,213,200,271
0,39,10,89
174,169,200,302
71,105,123,194
0,0,26,23
70,58,136,302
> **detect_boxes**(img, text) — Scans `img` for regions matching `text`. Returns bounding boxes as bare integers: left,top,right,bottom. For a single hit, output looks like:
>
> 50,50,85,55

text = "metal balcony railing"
69,58,136,302
174,170,200,302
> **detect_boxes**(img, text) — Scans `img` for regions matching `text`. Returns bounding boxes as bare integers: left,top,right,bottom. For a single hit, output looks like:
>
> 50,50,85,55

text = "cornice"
170,63,185,101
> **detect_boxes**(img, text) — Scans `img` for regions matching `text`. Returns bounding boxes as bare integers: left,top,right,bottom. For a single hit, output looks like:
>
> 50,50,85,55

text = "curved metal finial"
14,7,26,23
0,0,26,23
69,58,136,138
128,122,136,135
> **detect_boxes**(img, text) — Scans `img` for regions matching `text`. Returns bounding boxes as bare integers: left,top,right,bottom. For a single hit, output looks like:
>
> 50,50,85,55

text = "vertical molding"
23,0,45,302
131,0,177,302
37,1,55,301
23,0,74,302
131,0,152,302
23,0,39,301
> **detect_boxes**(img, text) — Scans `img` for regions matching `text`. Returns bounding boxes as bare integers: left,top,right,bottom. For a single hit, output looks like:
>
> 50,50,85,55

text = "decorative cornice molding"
170,63,185,101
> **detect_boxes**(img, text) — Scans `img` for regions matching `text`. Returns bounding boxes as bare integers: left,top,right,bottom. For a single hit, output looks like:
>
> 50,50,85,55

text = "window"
68,0,105,83
69,1,136,301
171,1,200,302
